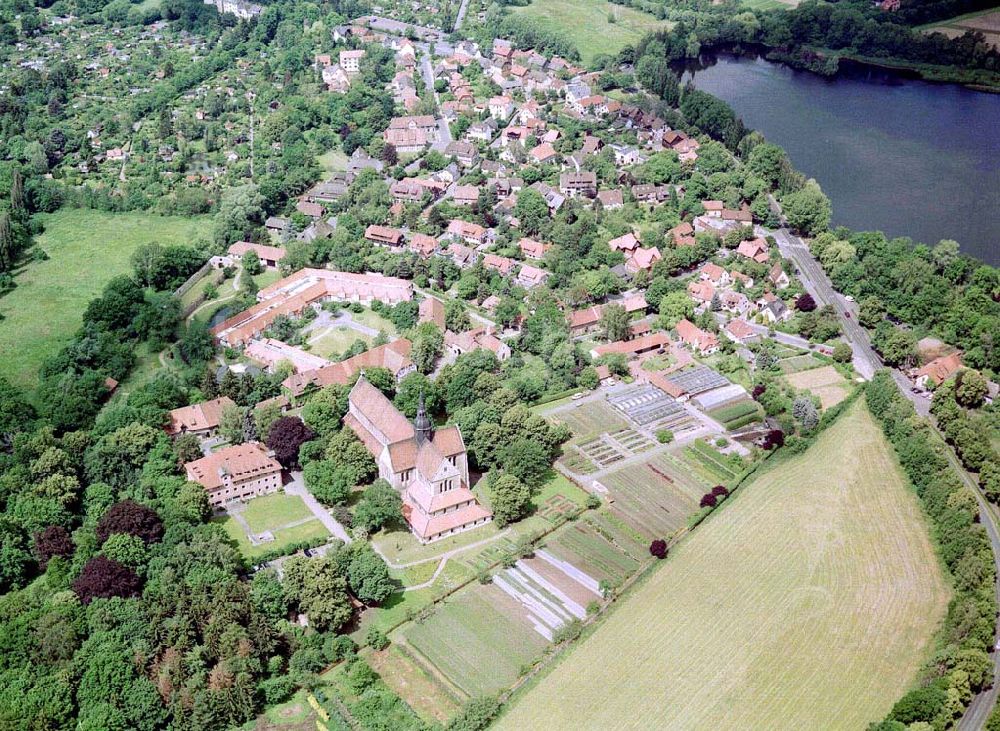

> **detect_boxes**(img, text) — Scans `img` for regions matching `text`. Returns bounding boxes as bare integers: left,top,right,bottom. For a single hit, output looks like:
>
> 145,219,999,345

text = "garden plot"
778,353,824,374
608,427,655,453
402,585,549,697
600,454,706,538
548,400,629,442
492,556,602,640
575,435,627,469
546,513,645,589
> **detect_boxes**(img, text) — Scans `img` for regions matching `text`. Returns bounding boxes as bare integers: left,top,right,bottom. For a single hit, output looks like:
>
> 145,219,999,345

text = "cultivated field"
545,511,646,588
0,209,208,391
511,0,670,63
597,453,706,538
496,403,949,730
785,364,851,409
924,8,1000,47
402,585,549,697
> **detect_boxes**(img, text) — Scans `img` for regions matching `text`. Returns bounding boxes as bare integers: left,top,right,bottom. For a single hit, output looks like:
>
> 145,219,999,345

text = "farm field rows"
922,8,1000,46
496,402,949,730
0,209,208,392
597,452,707,538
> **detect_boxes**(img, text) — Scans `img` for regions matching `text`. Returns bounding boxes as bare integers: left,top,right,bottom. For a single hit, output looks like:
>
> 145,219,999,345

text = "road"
943,426,1000,730
453,0,471,31
711,311,814,351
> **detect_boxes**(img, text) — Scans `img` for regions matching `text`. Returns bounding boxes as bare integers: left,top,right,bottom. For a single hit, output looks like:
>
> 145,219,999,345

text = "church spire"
414,390,433,445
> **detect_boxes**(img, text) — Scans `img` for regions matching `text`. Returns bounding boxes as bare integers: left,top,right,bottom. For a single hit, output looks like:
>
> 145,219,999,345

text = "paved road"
284,473,353,544
453,0,471,31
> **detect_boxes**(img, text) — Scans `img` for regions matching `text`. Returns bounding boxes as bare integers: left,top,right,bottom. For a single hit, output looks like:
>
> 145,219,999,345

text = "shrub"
260,675,296,705
649,539,668,559
365,626,389,650
656,429,674,443
447,697,500,731
711,485,729,497
552,619,583,644
323,634,357,663
585,494,602,509
699,493,718,508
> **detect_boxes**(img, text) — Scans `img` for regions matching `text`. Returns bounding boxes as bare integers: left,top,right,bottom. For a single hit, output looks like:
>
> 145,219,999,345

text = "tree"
792,396,819,430
955,369,988,408
445,299,470,332
796,293,816,312
345,544,394,604
781,180,831,236
301,383,349,437
354,479,402,532
832,341,853,363
304,460,351,505
241,250,262,276
600,303,630,342
281,556,353,631
500,438,550,487
515,188,550,238
658,292,694,328
33,525,74,570
96,500,164,545
411,322,444,374
649,539,668,559
173,433,203,464
490,473,531,528
700,493,717,508
266,417,315,468
72,556,142,604
219,403,246,445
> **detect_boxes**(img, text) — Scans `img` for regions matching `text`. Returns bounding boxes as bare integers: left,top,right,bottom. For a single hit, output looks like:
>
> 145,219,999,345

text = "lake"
681,54,1000,266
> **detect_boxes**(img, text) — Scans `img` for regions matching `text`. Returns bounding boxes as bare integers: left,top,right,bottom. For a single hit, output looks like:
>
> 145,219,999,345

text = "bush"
447,697,500,731
585,494,602,509
711,485,729,497
552,619,583,644
699,493,718,508
656,429,674,443
260,675,296,705
323,634,357,663
649,539,668,559
365,626,389,650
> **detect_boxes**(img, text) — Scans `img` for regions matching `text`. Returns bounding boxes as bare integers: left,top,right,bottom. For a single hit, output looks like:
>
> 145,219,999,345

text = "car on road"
844,295,855,302
303,548,314,557
571,392,585,400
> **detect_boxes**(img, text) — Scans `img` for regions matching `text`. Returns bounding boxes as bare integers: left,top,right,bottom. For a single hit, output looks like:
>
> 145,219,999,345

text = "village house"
699,262,731,288
768,262,790,289
390,179,427,204
339,49,365,76
345,377,491,543
418,296,446,330
530,142,559,165
688,280,716,305
210,241,287,270
670,221,697,247
185,442,283,508
483,253,515,276
757,292,791,323
445,219,488,246
517,264,550,289
448,243,479,268
559,171,597,198
408,233,439,258
596,189,624,210
736,238,770,264
626,246,662,275
675,318,720,355
444,140,479,167
724,319,760,345
166,396,236,438
453,185,480,207
445,327,511,361
518,237,550,260
589,332,671,360
365,225,406,248
914,353,964,388
488,95,514,120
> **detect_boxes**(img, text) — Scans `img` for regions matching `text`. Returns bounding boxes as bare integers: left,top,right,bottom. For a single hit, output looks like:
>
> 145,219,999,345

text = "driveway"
284,471,352,544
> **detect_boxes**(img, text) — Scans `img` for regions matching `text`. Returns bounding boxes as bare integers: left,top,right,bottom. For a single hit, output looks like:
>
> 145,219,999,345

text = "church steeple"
414,390,433,445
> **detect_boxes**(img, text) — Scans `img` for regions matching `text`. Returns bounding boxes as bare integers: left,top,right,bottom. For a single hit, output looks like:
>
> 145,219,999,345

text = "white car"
844,295,855,302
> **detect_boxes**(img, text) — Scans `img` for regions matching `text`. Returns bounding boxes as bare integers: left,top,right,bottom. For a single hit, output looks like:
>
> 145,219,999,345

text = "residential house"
530,142,559,165
365,225,405,248
768,262,790,290
446,219,488,246
517,264,549,289
453,185,480,207
757,292,790,323
339,49,365,76
559,171,597,198
675,318,720,355
518,237,550,260
596,189,624,210
418,296,446,330
914,353,964,388
736,238,770,264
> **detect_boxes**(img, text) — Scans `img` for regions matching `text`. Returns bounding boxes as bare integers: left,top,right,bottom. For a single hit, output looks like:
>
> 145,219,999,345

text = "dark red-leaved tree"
796,293,817,312
96,500,164,545
700,493,718,508
72,556,142,605
33,525,75,569
751,384,766,400
649,539,668,559
762,429,785,450
711,485,729,497
266,416,315,468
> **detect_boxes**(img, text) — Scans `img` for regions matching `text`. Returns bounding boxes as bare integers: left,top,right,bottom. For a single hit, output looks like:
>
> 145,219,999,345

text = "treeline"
865,371,996,731
810,231,1000,374
477,12,581,61
931,378,1000,499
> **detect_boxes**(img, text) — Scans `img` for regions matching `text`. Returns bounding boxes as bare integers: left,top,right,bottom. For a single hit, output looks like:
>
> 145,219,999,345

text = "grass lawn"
497,402,949,730
308,326,372,358
241,491,315,533
0,209,208,392
317,149,349,172
785,364,852,410
212,514,329,560
511,0,671,63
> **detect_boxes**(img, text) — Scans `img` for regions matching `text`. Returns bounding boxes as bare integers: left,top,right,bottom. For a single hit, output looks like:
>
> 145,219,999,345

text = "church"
344,375,492,543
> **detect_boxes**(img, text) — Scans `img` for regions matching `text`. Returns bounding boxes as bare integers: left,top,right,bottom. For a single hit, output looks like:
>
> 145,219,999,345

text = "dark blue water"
683,55,1000,266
